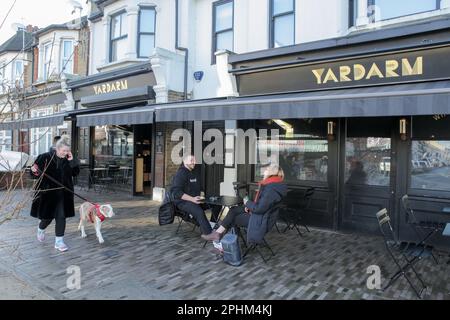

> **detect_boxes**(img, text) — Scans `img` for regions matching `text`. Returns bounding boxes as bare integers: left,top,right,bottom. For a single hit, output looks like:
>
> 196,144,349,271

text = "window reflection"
345,137,391,186
94,125,133,168
411,140,450,191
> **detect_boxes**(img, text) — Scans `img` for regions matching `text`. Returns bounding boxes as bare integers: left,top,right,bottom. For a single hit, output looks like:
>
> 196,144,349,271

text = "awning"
155,80,450,121
76,105,154,127
0,113,66,130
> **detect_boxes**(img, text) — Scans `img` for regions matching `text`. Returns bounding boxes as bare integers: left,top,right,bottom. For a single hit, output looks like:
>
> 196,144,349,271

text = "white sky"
0,0,90,44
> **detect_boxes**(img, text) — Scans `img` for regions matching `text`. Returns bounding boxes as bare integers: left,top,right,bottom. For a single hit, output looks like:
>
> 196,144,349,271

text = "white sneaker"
55,239,68,252
37,228,45,242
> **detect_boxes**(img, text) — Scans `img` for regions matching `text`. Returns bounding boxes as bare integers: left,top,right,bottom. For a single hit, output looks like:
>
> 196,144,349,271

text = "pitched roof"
0,30,33,54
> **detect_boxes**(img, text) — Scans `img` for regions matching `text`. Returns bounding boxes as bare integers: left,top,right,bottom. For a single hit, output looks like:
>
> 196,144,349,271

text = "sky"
0,0,90,44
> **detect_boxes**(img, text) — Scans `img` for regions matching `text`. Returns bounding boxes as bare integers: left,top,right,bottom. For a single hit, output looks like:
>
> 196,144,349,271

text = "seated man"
202,164,287,241
171,155,221,238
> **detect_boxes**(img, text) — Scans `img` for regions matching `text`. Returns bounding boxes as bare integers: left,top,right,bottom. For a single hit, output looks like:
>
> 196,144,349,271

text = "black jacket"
171,165,201,201
30,151,80,220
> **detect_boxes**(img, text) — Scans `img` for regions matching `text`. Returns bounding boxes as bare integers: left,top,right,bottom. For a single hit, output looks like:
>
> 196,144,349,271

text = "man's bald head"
183,155,196,171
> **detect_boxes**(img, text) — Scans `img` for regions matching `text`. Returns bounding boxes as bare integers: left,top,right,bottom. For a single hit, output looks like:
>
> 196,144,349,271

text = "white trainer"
54,238,68,252
37,228,45,242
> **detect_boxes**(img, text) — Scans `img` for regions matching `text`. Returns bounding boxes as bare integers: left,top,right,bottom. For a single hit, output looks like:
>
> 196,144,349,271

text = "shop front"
154,23,450,247
68,62,156,196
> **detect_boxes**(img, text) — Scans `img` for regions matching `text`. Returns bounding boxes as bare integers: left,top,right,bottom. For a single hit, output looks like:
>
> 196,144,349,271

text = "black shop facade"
231,24,450,247
156,21,450,247
67,62,156,196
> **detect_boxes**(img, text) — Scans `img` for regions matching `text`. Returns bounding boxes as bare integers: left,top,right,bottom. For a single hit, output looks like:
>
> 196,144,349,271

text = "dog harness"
87,204,106,223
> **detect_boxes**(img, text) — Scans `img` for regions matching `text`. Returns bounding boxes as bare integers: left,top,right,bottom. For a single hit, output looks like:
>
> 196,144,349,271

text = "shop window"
254,119,329,184
78,127,90,164
110,11,128,62
410,115,450,192
94,125,133,168
367,0,439,22
270,0,295,48
212,0,234,64
345,118,392,186
138,7,156,58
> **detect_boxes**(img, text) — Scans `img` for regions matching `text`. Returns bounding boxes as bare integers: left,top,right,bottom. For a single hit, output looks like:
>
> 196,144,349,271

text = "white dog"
78,202,115,244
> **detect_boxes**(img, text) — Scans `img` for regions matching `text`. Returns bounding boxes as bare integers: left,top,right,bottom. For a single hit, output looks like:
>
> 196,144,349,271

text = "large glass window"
368,0,439,22
212,0,233,63
410,115,450,192
254,119,329,184
0,130,12,152
270,0,295,48
345,118,392,186
138,7,156,58
110,12,128,62
93,125,133,168
61,40,74,74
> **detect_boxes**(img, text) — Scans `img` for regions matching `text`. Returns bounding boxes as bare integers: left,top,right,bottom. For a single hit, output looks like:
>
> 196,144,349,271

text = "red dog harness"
87,204,106,223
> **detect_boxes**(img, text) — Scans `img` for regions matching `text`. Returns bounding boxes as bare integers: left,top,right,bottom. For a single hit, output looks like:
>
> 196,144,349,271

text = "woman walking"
30,135,80,252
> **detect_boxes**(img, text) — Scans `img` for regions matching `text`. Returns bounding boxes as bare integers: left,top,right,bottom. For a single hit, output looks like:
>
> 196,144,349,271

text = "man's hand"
244,207,250,214
31,164,39,176
67,151,73,161
192,196,203,204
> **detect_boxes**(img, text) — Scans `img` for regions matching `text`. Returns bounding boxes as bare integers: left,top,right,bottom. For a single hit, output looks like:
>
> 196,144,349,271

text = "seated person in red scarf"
202,164,287,241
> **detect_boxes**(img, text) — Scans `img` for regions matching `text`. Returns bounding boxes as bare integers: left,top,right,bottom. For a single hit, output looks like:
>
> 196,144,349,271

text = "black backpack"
158,191,175,226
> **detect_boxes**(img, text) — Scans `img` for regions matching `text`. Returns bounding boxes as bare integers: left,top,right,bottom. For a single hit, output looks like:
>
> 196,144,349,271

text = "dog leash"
33,166,106,222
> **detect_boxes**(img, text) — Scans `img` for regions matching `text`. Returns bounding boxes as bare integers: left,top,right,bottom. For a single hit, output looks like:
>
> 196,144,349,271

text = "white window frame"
61,39,74,74
109,11,128,62
13,59,24,88
42,42,52,81
30,108,53,157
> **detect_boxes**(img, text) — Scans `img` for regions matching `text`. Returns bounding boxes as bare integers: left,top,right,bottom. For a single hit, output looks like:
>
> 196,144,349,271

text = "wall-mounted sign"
93,79,128,95
237,45,450,95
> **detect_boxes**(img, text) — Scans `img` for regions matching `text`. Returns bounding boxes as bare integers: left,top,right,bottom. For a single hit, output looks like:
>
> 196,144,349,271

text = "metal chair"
232,181,248,198
401,195,442,264
376,208,429,299
278,187,313,237
238,202,282,263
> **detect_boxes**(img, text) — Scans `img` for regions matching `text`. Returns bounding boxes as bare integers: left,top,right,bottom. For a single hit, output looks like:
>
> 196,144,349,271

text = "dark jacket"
30,151,80,220
245,182,287,244
171,165,201,202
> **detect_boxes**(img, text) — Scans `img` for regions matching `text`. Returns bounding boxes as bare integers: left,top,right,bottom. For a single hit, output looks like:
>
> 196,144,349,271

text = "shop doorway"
339,118,397,234
134,124,152,196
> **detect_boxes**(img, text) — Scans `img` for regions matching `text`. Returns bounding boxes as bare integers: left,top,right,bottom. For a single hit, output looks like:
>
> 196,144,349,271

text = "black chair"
401,195,443,265
278,187,313,237
232,181,248,198
163,187,200,235
376,208,430,299
238,202,282,263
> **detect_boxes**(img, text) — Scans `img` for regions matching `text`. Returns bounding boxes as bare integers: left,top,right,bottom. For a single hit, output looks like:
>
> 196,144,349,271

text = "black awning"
0,113,66,130
76,106,154,127
155,81,450,122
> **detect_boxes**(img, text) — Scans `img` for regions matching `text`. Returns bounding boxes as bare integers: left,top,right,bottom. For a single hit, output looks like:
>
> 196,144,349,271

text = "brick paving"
0,189,449,300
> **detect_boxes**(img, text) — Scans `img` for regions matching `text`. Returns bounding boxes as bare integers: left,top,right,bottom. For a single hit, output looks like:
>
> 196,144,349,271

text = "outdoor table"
203,195,243,226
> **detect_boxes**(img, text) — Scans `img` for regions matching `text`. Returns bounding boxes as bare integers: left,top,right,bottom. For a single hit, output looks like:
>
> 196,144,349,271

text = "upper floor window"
0,130,12,152
351,0,440,26
61,40,74,74
110,11,128,62
212,0,234,63
43,43,52,80
138,7,156,58
0,63,6,93
270,0,295,48
13,60,24,88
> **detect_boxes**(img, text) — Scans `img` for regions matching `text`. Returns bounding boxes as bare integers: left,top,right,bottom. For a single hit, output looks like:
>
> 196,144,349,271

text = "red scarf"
253,176,284,203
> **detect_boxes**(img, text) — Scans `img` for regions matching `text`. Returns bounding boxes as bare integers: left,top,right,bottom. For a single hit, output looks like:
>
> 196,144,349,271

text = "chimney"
26,25,39,33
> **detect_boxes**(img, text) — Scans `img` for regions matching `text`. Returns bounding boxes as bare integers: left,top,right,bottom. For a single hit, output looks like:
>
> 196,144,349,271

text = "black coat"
30,151,80,220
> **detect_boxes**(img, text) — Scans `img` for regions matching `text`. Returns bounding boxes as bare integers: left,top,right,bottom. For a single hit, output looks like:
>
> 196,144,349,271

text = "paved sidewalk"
0,189,449,300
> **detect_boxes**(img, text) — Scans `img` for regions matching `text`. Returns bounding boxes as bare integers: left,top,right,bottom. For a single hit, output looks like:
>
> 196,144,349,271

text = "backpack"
158,191,175,226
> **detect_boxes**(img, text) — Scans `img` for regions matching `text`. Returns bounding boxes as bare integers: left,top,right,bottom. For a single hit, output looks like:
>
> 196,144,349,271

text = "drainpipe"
175,0,189,100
